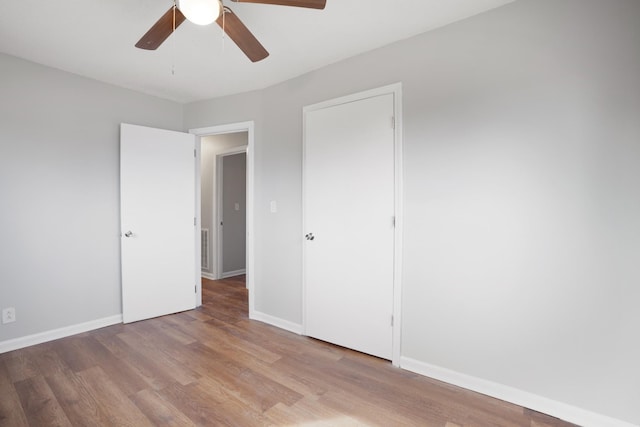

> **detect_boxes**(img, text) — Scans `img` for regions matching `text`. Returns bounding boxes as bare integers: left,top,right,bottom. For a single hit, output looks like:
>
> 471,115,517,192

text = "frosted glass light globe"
179,0,222,26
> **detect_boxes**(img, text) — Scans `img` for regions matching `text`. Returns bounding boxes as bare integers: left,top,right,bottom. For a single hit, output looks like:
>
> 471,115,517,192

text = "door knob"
305,233,315,241
124,231,133,237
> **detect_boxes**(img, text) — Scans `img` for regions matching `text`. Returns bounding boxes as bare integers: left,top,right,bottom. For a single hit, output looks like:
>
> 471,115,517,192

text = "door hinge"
392,216,396,227
391,116,395,130
195,285,197,293
194,217,196,226
194,149,196,157
391,315,394,327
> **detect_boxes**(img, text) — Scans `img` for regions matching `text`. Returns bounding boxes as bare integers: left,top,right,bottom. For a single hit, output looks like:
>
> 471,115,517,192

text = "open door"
120,123,197,323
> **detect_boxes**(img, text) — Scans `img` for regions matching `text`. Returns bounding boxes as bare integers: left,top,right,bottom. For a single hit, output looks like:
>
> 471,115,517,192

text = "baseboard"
0,315,123,354
201,272,217,280
222,269,246,279
400,357,636,427
249,310,303,335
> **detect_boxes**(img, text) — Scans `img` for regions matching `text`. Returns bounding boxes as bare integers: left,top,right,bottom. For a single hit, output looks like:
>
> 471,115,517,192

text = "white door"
120,123,196,323
304,92,395,359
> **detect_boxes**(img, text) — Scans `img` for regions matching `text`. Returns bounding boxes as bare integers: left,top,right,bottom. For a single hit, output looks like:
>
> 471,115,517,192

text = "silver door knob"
124,231,133,237
305,233,315,241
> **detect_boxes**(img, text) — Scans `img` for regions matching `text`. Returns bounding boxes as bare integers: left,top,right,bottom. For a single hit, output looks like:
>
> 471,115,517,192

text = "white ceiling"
0,0,513,103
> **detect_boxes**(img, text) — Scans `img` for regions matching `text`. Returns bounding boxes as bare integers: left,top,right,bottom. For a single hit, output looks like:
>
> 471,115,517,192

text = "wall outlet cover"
2,307,16,324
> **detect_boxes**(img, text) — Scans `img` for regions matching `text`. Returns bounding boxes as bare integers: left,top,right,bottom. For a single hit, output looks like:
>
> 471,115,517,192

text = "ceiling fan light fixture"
178,0,222,26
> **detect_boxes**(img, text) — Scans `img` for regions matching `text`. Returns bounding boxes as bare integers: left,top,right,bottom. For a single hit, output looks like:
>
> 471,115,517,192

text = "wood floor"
0,276,576,427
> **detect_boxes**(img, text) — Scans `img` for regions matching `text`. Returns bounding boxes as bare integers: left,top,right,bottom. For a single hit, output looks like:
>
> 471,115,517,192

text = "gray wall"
0,53,183,342
200,133,247,276
222,152,247,274
184,0,640,424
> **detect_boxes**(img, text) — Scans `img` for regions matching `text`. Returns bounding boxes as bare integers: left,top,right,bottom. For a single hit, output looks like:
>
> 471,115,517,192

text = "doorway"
200,133,247,280
190,122,255,312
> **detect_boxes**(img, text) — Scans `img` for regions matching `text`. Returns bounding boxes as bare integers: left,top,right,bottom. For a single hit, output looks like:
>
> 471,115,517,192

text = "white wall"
0,53,183,344
184,0,640,425
200,133,247,276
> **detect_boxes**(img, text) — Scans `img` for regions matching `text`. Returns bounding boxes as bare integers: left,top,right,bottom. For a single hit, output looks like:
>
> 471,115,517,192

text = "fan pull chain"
221,8,226,55
171,0,176,75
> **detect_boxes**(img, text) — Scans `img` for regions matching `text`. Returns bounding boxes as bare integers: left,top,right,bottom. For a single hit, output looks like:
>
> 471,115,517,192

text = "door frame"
216,147,248,280
190,122,255,312
302,83,403,366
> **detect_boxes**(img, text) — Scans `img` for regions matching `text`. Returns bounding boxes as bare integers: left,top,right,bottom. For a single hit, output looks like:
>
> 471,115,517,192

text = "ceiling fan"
135,0,327,62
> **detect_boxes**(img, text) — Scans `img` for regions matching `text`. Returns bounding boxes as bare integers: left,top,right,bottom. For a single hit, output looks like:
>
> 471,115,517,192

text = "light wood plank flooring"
0,276,577,426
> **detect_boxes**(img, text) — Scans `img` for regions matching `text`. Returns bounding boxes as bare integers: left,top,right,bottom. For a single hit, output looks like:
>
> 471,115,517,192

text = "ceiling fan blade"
217,9,269,62
230,0,326,10
135,7,187,50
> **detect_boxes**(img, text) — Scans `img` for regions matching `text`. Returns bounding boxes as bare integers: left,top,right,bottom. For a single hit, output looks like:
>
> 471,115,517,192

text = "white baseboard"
0,315,123,354
201,272,217,280
222,269,246,279
400,357,636,427
249,310,303,335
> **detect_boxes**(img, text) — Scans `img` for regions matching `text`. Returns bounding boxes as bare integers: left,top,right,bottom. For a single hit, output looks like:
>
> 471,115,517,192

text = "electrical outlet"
2,307,16,324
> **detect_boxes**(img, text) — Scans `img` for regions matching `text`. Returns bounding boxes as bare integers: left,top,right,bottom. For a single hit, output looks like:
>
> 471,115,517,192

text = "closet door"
304,92,395,359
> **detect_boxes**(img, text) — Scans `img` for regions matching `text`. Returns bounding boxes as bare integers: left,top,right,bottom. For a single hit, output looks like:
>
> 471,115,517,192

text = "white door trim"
302,83,403,366
216,146,248,282
189,122,255,313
